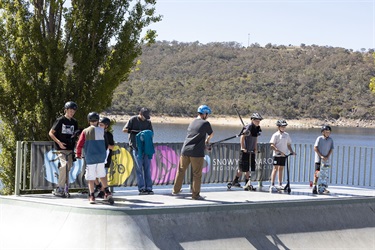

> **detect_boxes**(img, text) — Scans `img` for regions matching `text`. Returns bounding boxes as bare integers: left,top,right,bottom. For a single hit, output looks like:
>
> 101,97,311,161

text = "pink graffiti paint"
150,145,179,184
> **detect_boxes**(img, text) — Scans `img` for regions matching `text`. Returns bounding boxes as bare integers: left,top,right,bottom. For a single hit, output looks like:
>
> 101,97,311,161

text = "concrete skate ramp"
1,197,374,249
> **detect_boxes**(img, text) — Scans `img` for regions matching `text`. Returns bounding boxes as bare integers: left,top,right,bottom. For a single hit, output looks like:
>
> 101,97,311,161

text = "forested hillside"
109,41,375,120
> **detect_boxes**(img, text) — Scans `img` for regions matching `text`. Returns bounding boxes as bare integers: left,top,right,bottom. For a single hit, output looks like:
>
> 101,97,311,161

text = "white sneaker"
192,195,205,200
322,189,330,194
172,190,182,195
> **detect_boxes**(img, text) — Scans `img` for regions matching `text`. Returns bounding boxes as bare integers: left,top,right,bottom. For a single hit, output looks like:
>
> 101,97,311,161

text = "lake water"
113,122,375,148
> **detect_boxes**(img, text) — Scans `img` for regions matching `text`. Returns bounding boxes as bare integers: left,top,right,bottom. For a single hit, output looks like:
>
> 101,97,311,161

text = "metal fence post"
14,141,22,196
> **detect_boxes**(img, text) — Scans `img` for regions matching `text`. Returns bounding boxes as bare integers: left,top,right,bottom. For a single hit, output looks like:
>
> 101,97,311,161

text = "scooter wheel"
287,187,291,194
227,183,232,190
65,193,70,198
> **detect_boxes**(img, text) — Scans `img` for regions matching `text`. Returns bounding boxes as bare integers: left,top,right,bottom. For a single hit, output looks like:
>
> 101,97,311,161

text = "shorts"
239,151,256,172
315,162,321,171
273,156,286,166
85,163,106,181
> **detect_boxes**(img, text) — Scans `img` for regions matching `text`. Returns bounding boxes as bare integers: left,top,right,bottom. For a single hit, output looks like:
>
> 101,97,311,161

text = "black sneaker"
233,182,241,187
94,183,102,193
97,191,105,198
147,190,154,195
312,186,318,194
139,189,148,195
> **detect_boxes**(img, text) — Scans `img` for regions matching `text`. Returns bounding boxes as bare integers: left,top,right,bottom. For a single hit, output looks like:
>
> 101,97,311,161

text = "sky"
146,0,375,51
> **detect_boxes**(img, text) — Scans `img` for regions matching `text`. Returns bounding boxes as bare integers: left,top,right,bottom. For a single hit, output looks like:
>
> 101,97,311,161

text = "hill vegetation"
109,41,375,121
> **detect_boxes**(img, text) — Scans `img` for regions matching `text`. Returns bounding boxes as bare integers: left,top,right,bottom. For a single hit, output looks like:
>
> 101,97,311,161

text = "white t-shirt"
270,130,292,156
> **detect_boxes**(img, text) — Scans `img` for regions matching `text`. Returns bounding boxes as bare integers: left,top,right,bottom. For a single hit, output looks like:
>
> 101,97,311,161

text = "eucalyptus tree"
0,0,161,194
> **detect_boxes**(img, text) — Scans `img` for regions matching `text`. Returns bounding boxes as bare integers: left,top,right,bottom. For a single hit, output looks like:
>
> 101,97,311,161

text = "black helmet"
87,112,100,122
64,101,78,110
321,125,332,133
251,112,263,120
99,117,111,126
276,119,288,127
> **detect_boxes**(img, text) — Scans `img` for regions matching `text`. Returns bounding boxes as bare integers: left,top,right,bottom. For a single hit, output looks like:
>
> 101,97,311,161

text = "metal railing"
290,144,374,187
14,141,375,195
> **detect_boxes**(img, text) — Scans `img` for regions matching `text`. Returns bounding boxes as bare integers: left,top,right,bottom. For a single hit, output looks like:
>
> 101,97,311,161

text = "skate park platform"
1,184,374,250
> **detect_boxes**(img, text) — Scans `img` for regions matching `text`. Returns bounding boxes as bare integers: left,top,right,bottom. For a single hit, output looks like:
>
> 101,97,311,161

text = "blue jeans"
132,149,153,191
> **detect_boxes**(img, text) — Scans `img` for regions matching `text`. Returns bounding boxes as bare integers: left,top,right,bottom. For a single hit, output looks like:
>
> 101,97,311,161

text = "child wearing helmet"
76,112,112,204
172,105,214,200
48,101,79,197
230,112,263,190
99,117,114,169
312,125,334,194
93,117,115,198
269,120,296,192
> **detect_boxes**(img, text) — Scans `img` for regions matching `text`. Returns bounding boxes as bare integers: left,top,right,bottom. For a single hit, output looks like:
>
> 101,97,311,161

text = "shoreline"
102,113,375,128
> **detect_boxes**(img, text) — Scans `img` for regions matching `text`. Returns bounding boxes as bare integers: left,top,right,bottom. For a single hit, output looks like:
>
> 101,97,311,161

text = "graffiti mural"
43,150,84,184
151,145,180,184
107,145,134,186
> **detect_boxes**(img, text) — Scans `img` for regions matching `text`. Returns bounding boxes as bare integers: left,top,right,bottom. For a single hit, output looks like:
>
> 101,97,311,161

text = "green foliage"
110,42,375,120
0,0,161,194
370,52,375,94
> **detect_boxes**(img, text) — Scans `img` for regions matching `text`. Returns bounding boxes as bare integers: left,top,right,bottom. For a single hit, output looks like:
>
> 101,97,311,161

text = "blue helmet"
197,105,212,114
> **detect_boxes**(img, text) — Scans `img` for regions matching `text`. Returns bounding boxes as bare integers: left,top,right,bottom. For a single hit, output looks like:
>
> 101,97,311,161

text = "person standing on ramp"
269,119,296,192
48,101,79,197
172,105,214,200
229,113,263,190
123,107,155,195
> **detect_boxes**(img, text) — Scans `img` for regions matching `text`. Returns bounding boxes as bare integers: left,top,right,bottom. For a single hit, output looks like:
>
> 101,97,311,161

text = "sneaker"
89,195,96,204
104,191,112,200
322,189,330,194
97,191,105,198
192,195,205,200
94,183,102,193
139,189,148,195
53,187,65,197
233,182,241,187
147,190,154,195
269,185,276,193
278,185,284,190
172,190,182,195
244,184,254,191
312,186,318,194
